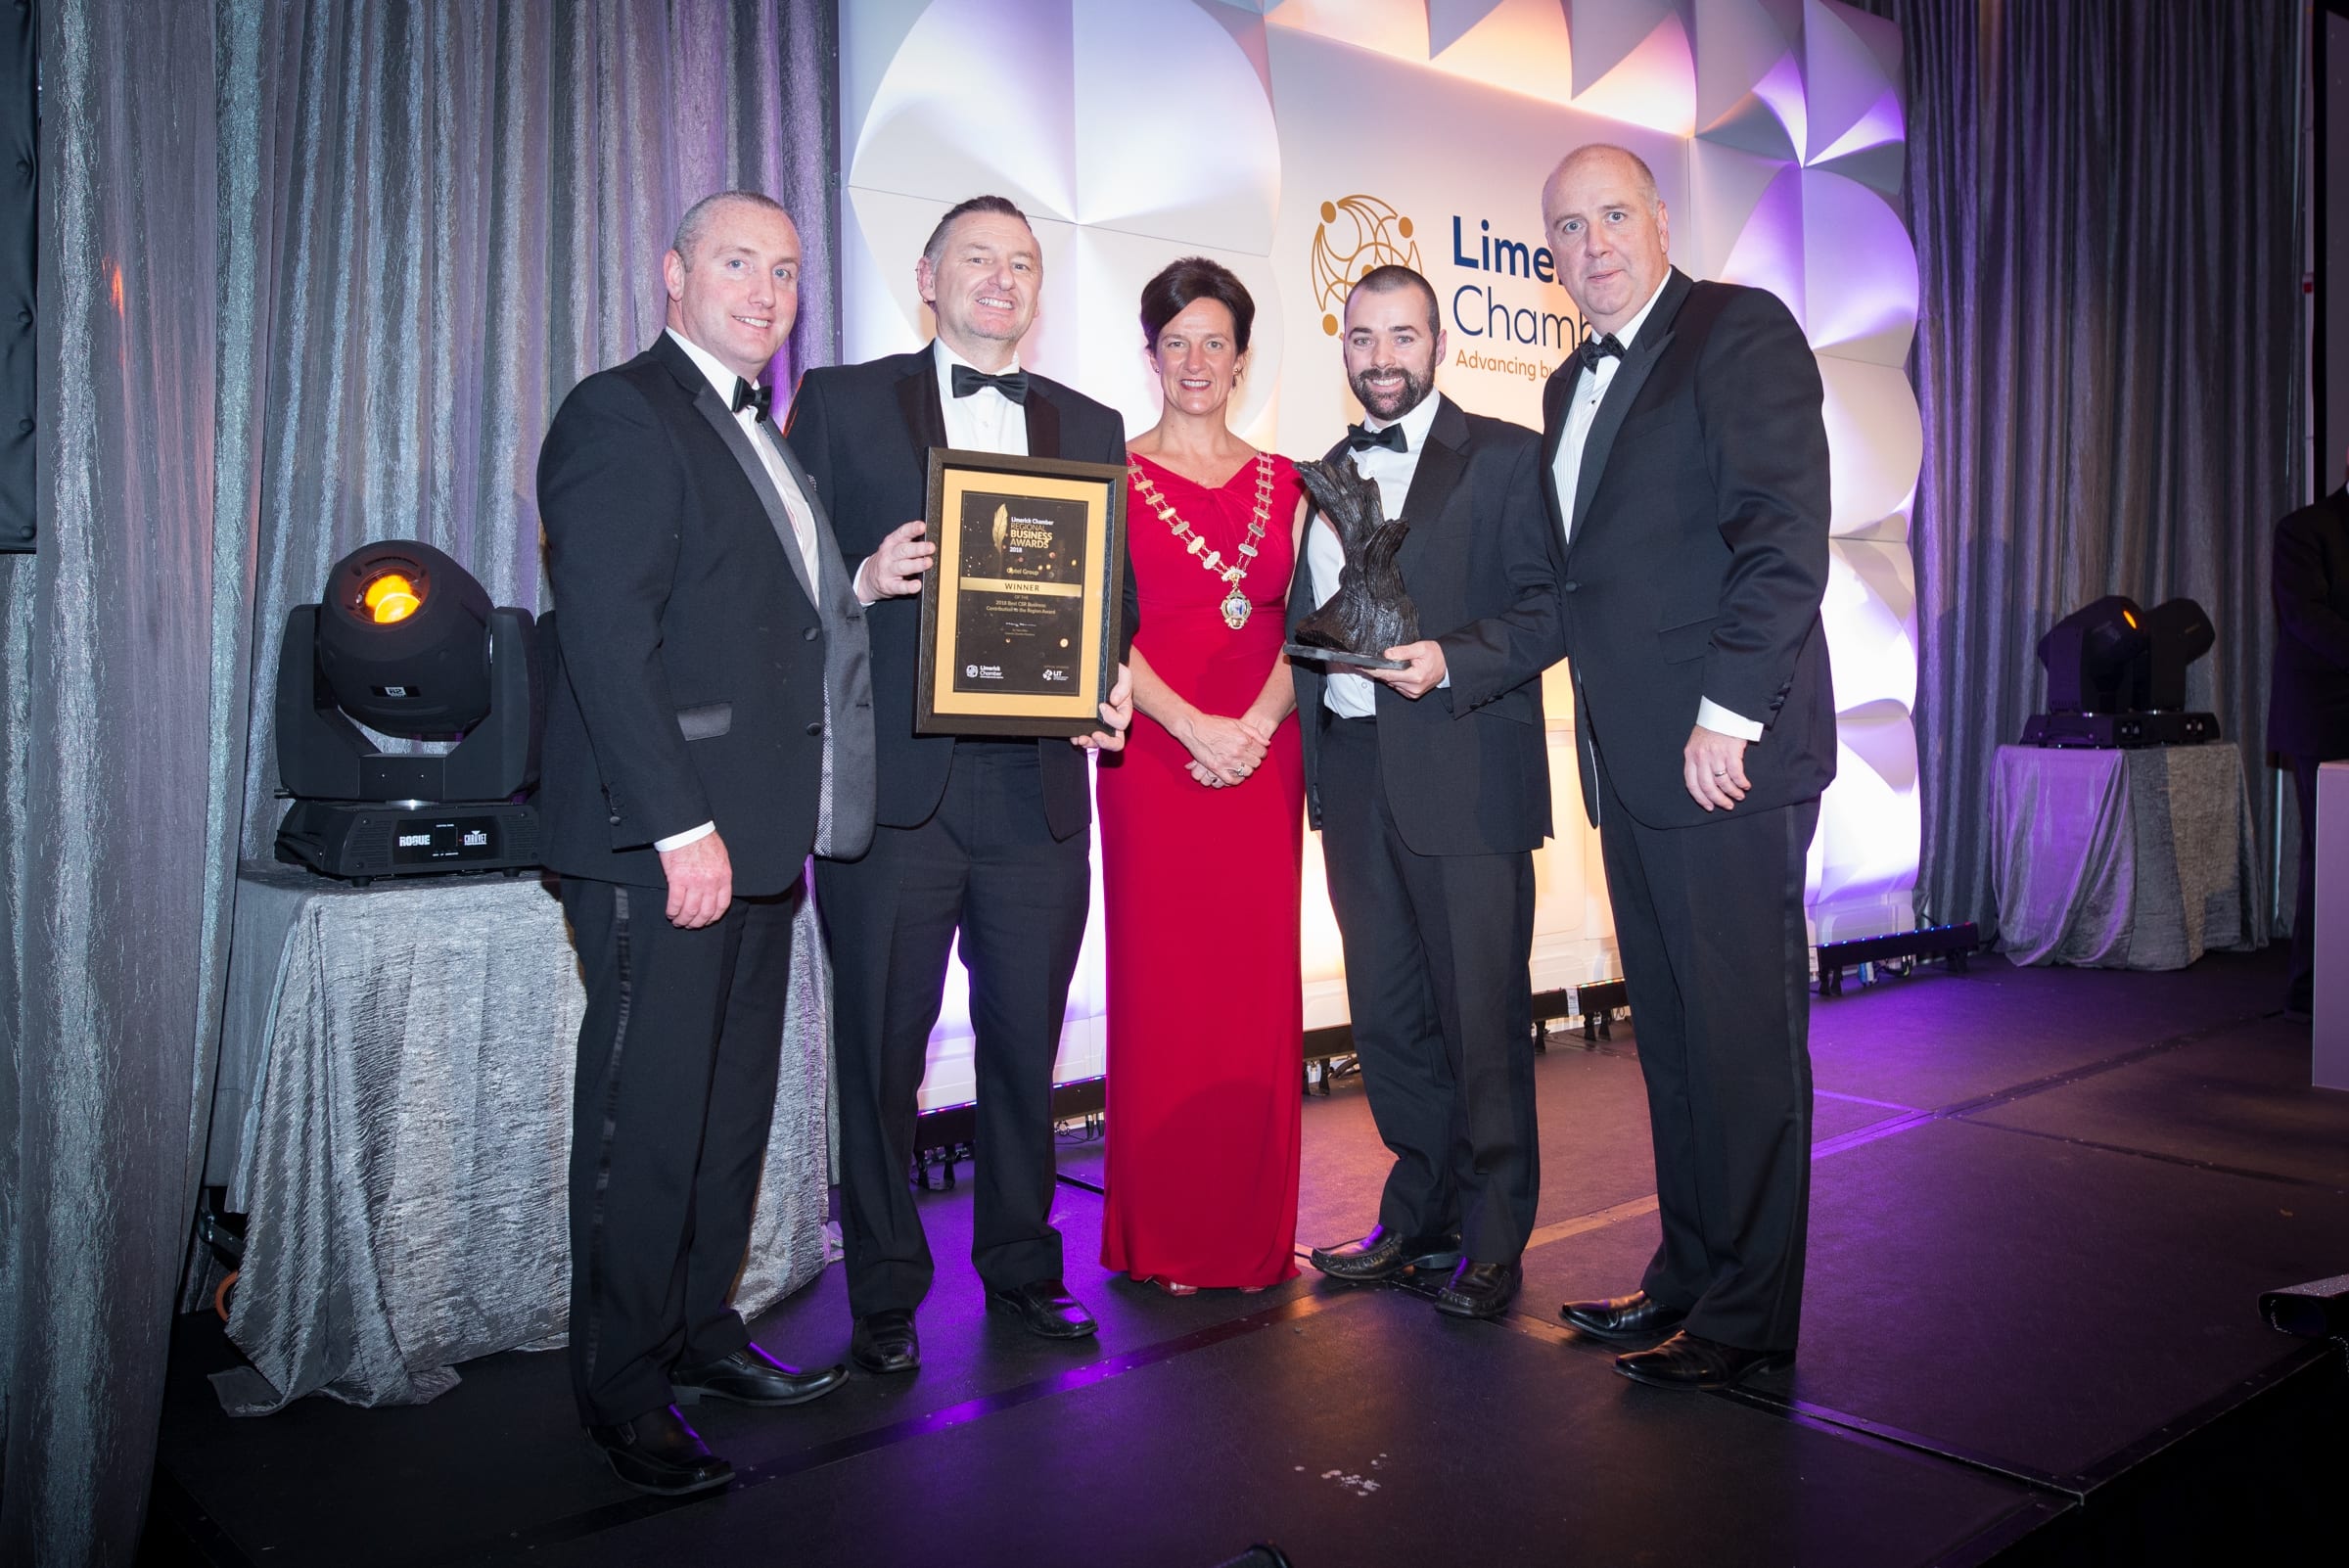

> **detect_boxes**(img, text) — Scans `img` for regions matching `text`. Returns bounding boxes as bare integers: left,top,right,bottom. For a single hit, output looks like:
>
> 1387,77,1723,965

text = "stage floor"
144,949,2348,1567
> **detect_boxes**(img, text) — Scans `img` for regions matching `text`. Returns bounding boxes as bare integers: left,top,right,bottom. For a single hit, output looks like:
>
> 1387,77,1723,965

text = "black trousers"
815,741,1090,1317
560,873,801,1427
1316,714,1541,1265
1594,756,1819,1352
2290,755,2326,1013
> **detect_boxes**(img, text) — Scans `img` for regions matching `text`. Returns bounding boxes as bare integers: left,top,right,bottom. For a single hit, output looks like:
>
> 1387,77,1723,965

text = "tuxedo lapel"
893,353,948,470
1394,397,1468,580
1568,271,1691,547
765,425,875,860
1540,367,1574,537
767,431,851,600
687,382,816,611
1024,385,1063,460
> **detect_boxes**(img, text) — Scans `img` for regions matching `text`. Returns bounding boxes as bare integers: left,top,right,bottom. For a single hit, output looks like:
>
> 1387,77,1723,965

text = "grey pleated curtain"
1857,0,2304,930
1,2,836,1559
229,0,839,855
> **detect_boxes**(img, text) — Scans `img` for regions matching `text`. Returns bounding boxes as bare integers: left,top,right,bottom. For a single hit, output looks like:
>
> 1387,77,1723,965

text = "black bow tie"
1577,333,1626,373
1347,422,1407,454
730,377,772,422
950,363,1030,404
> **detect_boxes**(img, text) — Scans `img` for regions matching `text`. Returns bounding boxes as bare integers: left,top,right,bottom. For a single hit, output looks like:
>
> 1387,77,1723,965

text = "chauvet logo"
1309,196,1423,336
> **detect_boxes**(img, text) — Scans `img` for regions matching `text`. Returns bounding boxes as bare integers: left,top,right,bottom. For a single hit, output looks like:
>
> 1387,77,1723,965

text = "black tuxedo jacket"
784,346,1131,841
1543,268,1835,830
536,331,835,896
1286,394,1565,857
2268,484,2349,759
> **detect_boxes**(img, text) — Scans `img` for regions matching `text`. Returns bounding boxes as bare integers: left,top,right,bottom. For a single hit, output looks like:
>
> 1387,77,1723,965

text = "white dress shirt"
1309,390,1443,718
1550,279,1762,742
654,327,825,852
933,338,1030,458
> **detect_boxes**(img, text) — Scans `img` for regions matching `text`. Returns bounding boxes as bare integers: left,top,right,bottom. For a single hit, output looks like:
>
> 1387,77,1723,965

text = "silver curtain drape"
1857,0,2305,930
1,2,837,1558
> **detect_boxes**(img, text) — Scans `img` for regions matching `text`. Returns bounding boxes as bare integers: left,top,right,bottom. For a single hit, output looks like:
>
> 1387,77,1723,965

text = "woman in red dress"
1097,257,1306,1294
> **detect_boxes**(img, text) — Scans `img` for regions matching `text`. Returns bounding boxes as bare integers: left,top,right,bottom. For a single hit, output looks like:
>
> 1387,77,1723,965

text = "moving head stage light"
2020,594,2219,748
274,540,541,881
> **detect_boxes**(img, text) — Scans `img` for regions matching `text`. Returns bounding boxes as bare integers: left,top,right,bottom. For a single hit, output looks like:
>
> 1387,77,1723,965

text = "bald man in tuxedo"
1539,145,1834,1391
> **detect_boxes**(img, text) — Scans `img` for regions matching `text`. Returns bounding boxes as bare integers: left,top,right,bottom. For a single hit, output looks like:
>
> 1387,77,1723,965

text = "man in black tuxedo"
2268,452,2349,1017
784,195,1133,1374
1538,146,1834,1390
538,191,871,1494
1293,264,1564,1321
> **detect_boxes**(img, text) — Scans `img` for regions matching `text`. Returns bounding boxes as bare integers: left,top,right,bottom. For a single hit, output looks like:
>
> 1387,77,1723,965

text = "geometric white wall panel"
1810,698,1924,938
1685,137,1796,282
1801,0,1905,171
1819,356,1924,537
850,0,1079,219
1824,537,1919,715
1074,0,1281,250
1694,0,1803,140
1425,0,1580,112
1802,170,1918,365
1568,10,1698,135
1717,164,1809,323
1262,0,1431,64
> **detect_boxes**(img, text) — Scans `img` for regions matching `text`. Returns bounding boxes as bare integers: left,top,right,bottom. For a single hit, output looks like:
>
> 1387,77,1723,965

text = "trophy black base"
2019,711,2221,748
1282,640,1407,671
275,799,541,885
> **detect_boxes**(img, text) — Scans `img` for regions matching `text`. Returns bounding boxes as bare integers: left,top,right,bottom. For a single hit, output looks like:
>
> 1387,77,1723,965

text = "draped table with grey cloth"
202,862,834,1415
1991,745,2269,969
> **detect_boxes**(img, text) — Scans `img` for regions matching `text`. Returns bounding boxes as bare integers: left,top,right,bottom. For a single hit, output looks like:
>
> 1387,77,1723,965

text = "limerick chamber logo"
1310,195,1423,336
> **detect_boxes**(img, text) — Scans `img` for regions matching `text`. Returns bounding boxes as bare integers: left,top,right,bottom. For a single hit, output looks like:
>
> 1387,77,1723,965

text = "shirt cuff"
654,821,716,853
852,554,877,606
1695,698,1764,742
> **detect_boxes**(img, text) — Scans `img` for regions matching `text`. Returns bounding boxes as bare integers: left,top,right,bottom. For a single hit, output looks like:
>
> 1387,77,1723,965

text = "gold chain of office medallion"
1127,452,1276,631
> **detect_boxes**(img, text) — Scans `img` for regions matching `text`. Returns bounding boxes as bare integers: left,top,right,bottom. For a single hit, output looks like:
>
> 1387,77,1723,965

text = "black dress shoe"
1614,1330,1794,1391
850,1310,920,1374
1433,1260,1520,1319
672,1343,849,1407
1560,1290,1687,1344
587,1405,733,1497
1308,1225,1463,1282
987,1277,1098,1339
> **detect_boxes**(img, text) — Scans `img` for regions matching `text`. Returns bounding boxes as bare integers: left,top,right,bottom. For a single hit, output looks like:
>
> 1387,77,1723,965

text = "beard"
1349,359,1434,423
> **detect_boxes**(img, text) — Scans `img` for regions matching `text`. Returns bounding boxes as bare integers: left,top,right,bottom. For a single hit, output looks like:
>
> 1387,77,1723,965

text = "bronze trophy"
1282,458,1417,670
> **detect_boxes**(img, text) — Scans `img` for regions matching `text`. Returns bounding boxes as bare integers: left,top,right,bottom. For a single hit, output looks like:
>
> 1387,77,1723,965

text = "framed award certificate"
914,448,1128,737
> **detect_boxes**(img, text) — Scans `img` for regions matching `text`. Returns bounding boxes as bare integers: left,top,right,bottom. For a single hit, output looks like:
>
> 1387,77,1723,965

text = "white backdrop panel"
833,0,1922,1107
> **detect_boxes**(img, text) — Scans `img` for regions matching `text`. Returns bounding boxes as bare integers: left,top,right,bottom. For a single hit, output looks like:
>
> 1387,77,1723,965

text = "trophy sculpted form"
1283,457,1417,669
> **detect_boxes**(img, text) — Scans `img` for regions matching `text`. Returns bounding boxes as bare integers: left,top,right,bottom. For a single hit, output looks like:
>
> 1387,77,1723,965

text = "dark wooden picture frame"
915,447,1128,737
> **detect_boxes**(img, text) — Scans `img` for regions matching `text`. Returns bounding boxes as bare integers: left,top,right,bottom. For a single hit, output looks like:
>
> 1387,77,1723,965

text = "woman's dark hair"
1139,256,1255,355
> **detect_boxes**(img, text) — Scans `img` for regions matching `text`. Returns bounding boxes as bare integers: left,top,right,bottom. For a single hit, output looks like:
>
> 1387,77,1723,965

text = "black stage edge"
143,948,2348,1567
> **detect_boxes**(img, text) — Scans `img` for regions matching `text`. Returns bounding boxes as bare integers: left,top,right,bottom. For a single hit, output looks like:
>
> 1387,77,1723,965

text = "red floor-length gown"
1097,450,1305,1289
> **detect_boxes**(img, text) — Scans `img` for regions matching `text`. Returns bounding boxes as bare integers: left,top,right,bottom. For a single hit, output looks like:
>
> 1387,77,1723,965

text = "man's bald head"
1543,145,1660,212
1541,143,1672,338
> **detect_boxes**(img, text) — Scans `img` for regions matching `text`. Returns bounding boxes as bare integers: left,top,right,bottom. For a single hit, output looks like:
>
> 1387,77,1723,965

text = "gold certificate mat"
916,448,1128,736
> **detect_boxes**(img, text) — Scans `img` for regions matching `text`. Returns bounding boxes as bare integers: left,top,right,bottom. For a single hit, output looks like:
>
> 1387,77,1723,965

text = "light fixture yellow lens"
364,573,422,624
